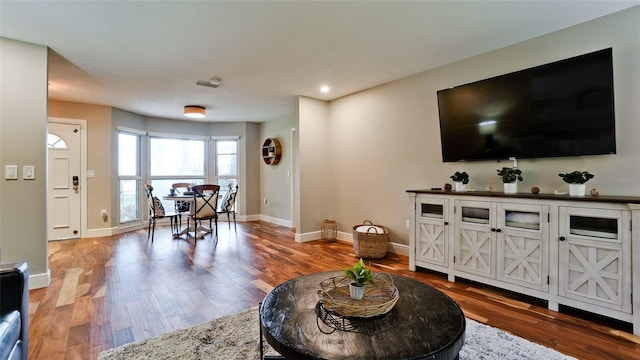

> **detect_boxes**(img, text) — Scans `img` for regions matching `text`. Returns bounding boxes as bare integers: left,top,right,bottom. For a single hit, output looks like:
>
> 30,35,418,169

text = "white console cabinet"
408,190,640,335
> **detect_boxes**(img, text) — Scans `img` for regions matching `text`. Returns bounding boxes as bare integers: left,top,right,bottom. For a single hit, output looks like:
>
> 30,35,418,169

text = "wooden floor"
28,221,639,359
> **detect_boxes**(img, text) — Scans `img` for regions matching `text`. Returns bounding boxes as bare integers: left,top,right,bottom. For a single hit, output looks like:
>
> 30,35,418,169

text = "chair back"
220,185,239,212
171,182,192,212
145,184,165,217
190,184,220,220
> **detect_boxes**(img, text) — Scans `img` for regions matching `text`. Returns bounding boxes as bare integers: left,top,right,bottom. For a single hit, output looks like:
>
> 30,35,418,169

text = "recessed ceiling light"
320,85,330,93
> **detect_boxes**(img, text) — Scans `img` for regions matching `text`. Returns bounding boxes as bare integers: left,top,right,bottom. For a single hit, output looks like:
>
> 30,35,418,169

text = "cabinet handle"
444,221,449,225
491,228,496,232
559,236,566,241
496,228,502,233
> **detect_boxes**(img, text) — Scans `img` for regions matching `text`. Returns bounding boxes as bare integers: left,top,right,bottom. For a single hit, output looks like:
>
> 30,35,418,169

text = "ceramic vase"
503,182,517,194
455,182,466,192
569,184,586,196
349,282,365,300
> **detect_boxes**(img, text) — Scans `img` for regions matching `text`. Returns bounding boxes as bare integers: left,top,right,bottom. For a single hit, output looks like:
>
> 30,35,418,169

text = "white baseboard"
295,231,320,243
86,226,118,238
259,214,292,227
29,270,51,290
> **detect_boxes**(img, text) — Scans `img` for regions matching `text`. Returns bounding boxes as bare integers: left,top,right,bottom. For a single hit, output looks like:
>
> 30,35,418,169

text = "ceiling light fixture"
184,105,206,119
320,85,330,93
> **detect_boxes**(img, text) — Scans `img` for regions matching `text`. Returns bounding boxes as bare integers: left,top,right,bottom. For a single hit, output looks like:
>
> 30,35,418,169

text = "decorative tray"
316,273,399,318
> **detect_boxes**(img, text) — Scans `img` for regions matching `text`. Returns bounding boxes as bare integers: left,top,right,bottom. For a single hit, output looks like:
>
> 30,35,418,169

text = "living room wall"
324,7,640,249
0,38,48,285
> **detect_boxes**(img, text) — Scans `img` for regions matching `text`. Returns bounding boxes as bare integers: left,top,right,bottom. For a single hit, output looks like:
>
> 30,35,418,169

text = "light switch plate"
23,165,35,179
5,165,18,180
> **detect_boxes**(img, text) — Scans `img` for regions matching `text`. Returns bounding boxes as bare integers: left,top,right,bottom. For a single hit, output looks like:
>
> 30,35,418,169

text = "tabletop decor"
450,171,469,192
317,270,399,317
558,170,594,196
497,167,523,194
344,258,373,299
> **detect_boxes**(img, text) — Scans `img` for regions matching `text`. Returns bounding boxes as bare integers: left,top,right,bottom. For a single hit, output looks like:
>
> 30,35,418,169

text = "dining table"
162,194,213,239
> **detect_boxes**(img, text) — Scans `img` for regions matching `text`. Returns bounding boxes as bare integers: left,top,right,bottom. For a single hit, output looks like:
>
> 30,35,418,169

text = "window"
214,139,238,201
118,132,140,223
149,137,207,209
47,134,68,149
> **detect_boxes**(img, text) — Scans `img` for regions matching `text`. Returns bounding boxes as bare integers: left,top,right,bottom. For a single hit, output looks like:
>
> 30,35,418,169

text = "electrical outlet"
263,198,268,205
101,209,108,216
406,219,410,230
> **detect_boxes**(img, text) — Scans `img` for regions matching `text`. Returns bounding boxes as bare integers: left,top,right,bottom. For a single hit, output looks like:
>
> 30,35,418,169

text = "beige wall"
298,97,330,234
259,113,295,224
324,7,640,247
0,38,48,278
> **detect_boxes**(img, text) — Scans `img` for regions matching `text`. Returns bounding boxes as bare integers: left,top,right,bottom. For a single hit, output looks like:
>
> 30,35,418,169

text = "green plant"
344,258,373,287
558,171,594,184
497,167,523,183
450,171,469,184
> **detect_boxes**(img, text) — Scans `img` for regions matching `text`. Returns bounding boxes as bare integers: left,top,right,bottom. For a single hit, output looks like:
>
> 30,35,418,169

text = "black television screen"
437,48,616,162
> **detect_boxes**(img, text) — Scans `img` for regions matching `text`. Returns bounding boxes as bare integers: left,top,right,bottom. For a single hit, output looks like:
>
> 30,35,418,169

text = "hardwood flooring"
28,221,639,359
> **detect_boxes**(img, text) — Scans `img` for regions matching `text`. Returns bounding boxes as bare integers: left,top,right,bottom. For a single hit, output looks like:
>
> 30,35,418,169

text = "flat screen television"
437,48,616,162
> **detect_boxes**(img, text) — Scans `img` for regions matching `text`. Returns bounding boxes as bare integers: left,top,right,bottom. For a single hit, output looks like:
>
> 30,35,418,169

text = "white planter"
503,182,518,194
455,182,466,192
349,282,365,300
569,184,586,196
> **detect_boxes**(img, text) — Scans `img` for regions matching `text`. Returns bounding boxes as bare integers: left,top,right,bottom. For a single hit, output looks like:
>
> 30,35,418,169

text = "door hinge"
548,213,550,223
453,256,456,263
547,275,550,285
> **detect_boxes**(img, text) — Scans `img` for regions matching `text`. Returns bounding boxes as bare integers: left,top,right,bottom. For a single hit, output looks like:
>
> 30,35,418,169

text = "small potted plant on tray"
558,171,594,196
344,258,373,300
450,171,469,192
497,167,523,194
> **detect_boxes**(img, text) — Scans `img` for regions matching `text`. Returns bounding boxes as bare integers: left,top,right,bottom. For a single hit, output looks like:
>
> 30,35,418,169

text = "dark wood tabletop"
260,271,466,360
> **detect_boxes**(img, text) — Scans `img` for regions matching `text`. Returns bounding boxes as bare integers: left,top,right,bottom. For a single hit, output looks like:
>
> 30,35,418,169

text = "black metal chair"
218,184,238,232
171,182,192,230
190,184,220,242
144,184,179,242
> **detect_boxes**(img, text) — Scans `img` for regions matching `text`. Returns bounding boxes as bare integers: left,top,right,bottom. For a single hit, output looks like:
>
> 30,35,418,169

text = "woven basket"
352,220,389,259
316,273,399,318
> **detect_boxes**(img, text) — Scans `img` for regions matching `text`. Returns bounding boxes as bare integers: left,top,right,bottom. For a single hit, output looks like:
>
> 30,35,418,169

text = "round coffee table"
260,271,465,359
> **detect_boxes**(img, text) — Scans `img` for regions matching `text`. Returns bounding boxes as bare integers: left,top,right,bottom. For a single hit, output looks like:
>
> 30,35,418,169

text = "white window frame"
117,129,144,224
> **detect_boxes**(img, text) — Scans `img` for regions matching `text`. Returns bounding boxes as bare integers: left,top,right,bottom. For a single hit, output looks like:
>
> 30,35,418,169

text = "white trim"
295,231,319,243
116,126,147,135
85,226,118,238
147,131,209,140
29,270,51,290
260,214,292,227
210,135,240,140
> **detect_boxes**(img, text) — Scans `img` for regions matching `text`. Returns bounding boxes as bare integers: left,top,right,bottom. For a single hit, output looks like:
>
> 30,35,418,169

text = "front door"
47,123,81,240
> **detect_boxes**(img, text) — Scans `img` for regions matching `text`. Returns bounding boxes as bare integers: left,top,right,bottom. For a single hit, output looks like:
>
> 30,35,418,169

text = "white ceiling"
1,1,638,122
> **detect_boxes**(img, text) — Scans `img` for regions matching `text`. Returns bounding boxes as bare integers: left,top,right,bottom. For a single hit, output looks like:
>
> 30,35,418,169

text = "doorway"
47,118,87,240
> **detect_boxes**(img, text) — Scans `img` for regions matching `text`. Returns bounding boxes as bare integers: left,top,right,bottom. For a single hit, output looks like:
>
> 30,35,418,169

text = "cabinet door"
416,198,450,268
455,200,495,278
496,203,549,291
558,207,631,312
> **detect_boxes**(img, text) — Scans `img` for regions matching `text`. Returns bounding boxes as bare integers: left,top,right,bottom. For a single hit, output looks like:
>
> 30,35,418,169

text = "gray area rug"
99,307,576,360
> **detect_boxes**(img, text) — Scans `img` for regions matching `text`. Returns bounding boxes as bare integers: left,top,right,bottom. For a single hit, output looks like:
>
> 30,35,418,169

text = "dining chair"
144,184,179,242
171,182,192,230
218,184,238,232
190,184,220,241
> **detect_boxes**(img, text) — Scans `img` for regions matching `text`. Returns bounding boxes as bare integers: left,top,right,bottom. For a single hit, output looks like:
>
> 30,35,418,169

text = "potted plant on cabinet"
344,258,374,300
449,171,469,192
558,171,594,196
497,167,523,194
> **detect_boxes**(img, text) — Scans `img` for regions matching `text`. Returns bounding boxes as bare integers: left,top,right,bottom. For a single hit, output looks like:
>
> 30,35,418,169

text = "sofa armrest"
0,262,28,360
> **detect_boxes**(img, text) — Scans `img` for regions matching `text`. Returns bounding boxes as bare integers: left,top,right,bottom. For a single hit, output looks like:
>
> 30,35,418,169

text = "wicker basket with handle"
352,220,389,259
